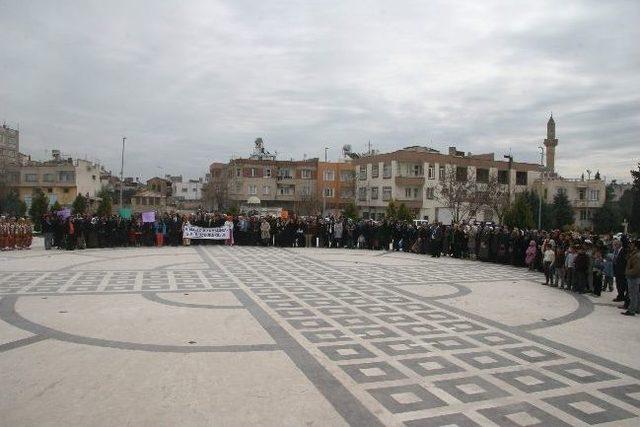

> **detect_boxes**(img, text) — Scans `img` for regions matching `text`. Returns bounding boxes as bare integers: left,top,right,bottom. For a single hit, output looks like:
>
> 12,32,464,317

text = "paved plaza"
1,243,640,426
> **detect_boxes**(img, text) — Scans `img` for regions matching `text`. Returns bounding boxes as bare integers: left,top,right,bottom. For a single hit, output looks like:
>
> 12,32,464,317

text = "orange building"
316,161,356,214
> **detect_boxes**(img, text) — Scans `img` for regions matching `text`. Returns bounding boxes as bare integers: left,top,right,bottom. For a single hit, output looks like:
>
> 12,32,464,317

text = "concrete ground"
1,241,640,426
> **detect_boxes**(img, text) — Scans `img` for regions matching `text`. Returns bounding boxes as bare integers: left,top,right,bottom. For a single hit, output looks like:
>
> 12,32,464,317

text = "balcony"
395,176,425,186
573,199,602,208
394,199,423,209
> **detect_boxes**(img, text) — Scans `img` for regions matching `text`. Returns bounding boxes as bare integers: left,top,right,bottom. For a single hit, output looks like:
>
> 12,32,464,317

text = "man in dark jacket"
612,238,628,306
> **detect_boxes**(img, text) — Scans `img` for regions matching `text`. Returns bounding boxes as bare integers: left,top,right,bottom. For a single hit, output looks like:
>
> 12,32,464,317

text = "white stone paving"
1,242,639,426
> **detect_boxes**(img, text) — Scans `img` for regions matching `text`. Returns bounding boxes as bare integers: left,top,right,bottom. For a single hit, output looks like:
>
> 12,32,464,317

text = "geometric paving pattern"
2,245,640,426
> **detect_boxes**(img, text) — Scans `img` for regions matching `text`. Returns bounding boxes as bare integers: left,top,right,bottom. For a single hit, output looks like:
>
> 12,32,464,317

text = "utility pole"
120,137,126,208
323,147,328,216
503,154,513,201
538,146,545,230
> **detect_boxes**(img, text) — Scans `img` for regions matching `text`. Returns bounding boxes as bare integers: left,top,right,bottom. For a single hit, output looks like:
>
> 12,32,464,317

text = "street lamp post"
120,137,126,208
322,147,328,216
538,146,545,230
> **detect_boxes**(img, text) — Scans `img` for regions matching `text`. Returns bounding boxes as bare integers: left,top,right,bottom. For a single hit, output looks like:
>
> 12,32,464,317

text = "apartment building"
208,139,320,214
353,146,541,222
7,150,103,208
317,161,356,214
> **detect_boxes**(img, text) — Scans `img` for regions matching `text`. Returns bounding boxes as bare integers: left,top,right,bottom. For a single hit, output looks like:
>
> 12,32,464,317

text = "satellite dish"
342,144,352,154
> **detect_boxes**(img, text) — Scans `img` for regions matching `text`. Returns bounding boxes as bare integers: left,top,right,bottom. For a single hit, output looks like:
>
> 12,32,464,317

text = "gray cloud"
1,0,638,182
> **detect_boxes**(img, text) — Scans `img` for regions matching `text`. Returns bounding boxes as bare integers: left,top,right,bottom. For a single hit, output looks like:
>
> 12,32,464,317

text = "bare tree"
437,166,482,222
203,171,230,212
482,173,511,224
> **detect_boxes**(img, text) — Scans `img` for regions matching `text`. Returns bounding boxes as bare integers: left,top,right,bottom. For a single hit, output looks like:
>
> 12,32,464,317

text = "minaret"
543,114,558,173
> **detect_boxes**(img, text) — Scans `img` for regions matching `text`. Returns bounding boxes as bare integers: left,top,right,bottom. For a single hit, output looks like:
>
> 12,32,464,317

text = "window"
476,168,489,183
359,165,367,180
264,168,271,178
92,175,96,181
411,164,423,177
141,197,147,205
456,166,468,182
301,169,312,179
358,187,367,201
371,164,379,178
589,189,600,201
300,186,310,196
63,187,70,194
405,187,419,199
340,187,354,198
248,185,257,195
235,182,242,193
340,170,355,181
439,166,446,181
25,173,38,182
371,187,379,200
382,186,392,201
323,170,335,181
515,171,527,186
250,168,256,177
324,188,334,197
425,187,435,199
182,188,188,192
43,173,54,182
263,186,270,195
427,165,435,180
58,171,76,182
278,168,292,178
557,187,567,196
236,168,241,177
47,188,53,193
580,209,587,220
383,163,391,178
279,185,295,195
498,170,509,184
578,188,586,200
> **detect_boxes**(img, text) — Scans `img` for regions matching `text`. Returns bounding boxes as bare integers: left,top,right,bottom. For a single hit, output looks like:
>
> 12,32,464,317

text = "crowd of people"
0,217,34,250
4,210,640,316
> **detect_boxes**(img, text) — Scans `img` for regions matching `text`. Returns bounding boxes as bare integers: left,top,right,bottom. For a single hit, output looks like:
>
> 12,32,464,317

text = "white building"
169,176,205,201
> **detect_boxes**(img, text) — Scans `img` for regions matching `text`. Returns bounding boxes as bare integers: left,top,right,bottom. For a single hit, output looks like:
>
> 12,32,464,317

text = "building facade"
353,146,542,222
8,150,103,208
169,176,205,201
316,161,356,214
0,124,19,182
208,139,321,214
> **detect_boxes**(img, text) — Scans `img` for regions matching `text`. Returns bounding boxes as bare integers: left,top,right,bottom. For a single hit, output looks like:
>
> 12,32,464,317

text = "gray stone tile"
368,384,447,414
468,332,520,347
399,355,465,377
286,318,332,330
502,345,562,364
404,413,481,427
376,313,421,324
334,315,377,327
302,329,351,343
478,401,572,427
359,305,398,314
340,361,408,384
318,306,356,316
434,375,511,403
493,368,568,393
543,392,636,425
438,320,486,333
275,308,315,318
452,351,519,370
351,326,400,340
599,383,640,409
318,343,377,361
372,339,430,356
417,311,458,321
543,362,617,384
423,335,478,351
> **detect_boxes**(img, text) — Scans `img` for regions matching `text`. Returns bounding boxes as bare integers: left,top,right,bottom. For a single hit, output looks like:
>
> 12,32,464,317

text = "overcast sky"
1,0,638,181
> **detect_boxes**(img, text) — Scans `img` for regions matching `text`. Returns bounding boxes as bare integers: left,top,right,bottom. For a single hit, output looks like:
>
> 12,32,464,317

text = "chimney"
448,147,457,156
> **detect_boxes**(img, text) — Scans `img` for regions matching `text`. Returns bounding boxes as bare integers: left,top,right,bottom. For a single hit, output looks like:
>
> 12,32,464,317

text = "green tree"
522,190,551,229
385,200,398,220
630,163,640,233
342,202,359,220
592,203,623,234
96,193,112,217
72,194,87,215
50,200,62,213
396,203,414,221
549,192,574,229
0,189,27,217
503,193,534,229
29,188,49,231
